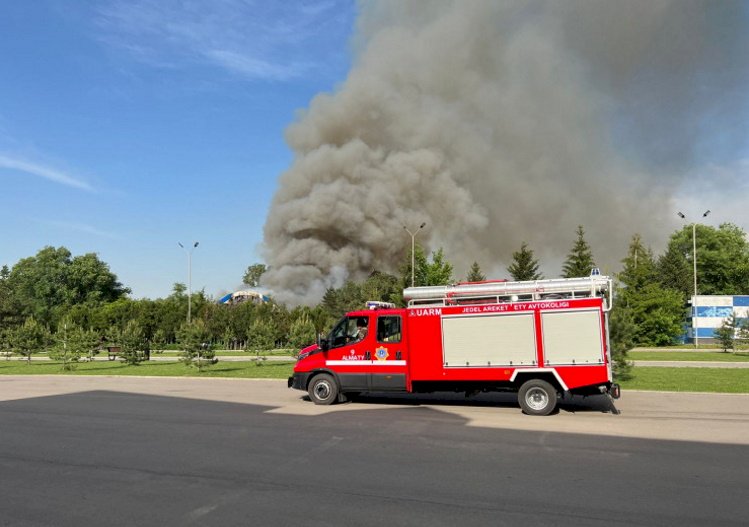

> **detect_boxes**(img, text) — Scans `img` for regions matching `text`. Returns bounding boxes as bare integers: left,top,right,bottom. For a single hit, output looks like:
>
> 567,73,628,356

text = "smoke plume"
262,0,749,305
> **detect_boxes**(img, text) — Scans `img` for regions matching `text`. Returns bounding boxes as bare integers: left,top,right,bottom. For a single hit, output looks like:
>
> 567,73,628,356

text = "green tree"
177,320,216,372
0,327,13,361
630,285,684,345
618,234,657,290
739,319,749,348
361,271,401,304
247,318,276,365
465,261,486,282
656,242,692,299
424,248,454,286
507,242,542,281
616,235,684,346
608,303,635,380
665,223,749,295
7,246,129,324
0,264,23,329
288,313,317,350
714,313,738,353
242,263,267,287
247,318,276,352
562,226,596,278
120,320,149,365
10,317,49,363
322,280,366,319
49,321,98,371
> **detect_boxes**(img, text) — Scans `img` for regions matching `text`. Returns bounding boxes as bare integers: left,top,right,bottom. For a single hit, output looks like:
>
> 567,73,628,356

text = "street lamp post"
178,241,199,324
677,210,710,347
403,223,426,287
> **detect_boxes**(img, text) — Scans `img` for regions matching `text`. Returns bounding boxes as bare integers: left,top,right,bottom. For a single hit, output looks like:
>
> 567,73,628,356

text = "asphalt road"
1,377,748,527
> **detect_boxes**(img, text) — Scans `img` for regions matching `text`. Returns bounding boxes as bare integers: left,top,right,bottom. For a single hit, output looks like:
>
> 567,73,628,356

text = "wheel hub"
526,387,549,411
314,381,331,400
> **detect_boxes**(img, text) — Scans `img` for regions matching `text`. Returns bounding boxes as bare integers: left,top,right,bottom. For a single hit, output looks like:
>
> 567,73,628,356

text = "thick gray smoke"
263,0,749,305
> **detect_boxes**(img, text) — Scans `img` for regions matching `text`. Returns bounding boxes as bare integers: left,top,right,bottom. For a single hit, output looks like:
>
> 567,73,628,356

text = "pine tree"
657,240,692,299
507,242,543,281
618,234,657,292
465,262,486,282
178,320,216,372
608,302,634,380
10,317,48,364
562,226,596,278
288,313,316,349
120,320,148,365
715,313,738,353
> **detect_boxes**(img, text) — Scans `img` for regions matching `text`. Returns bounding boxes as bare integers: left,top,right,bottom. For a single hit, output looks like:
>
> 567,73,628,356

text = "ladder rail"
405,276,613,311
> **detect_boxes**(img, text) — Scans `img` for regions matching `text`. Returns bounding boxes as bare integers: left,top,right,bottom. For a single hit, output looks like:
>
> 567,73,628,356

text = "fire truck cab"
289,274,620,416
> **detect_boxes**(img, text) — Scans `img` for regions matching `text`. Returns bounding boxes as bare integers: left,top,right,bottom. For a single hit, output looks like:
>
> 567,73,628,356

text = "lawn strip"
0,360,294,379
629,351,749,362
618,367,749,393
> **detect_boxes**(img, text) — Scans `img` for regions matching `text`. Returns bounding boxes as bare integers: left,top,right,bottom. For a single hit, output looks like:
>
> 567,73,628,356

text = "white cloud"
40,220,117,239
0,154,95,192
94,0,349,81
204,49,309,81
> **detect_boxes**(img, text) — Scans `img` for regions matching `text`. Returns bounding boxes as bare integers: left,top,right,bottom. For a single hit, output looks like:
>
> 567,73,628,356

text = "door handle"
364,351,371,360
396,351,402,360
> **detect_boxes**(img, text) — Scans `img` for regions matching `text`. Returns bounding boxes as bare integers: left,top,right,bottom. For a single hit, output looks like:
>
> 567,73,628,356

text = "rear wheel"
518,379,558,416
308,373,339,405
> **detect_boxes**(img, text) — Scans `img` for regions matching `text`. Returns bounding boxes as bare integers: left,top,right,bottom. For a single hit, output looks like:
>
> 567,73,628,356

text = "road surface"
1,376,747,526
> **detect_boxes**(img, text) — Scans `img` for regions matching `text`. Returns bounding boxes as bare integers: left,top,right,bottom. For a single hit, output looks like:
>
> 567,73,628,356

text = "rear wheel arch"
512,371,564,394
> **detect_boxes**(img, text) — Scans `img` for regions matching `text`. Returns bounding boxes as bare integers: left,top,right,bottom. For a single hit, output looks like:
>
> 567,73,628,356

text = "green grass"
157,349,296,357
619,367,749,393
0,360,295,379
629,351,749,362
636,343,749,350
4,359,748,394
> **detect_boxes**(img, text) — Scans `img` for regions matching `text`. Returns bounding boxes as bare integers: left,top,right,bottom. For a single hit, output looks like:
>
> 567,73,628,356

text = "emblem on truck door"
375,346,389,360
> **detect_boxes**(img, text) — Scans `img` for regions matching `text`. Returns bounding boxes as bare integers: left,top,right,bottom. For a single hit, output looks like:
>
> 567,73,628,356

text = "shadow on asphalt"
302,390,616,414
1,389,745,527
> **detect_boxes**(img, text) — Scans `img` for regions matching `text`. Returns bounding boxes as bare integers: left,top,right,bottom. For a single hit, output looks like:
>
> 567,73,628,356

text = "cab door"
325,315,371,392
369,314,407,391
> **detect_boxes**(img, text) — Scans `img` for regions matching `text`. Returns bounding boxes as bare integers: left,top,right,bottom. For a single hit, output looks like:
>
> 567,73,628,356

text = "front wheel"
518,379,558,416
308,373,339,405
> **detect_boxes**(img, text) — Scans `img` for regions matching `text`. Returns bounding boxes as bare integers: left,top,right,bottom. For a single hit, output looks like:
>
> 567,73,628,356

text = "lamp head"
677,212,685,219
178,242,184,248
703,210,710,218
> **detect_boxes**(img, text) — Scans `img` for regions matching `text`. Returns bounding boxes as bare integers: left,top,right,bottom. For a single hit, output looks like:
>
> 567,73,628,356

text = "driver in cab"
349,317,368,343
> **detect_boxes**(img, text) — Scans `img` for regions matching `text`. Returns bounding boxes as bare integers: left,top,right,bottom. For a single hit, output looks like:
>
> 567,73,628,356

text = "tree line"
1,224,748,373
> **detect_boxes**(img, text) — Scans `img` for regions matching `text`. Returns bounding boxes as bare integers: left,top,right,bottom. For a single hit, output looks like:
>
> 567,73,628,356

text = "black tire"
308,373,339,405
518,379,558,416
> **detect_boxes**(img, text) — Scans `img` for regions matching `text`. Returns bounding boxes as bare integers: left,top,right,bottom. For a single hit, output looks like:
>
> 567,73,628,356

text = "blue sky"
0,0,356,298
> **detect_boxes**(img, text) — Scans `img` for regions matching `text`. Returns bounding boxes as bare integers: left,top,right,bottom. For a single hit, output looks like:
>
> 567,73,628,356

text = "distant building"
218,290,269,306
685,295,749,343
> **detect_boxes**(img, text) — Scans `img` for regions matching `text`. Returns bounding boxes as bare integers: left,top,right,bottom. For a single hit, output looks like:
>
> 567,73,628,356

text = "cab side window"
377,316,401,343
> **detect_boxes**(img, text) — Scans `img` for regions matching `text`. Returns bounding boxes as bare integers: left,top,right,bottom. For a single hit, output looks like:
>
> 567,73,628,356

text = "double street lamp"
403,223,426,287
677,210,710,347
178,241,199,324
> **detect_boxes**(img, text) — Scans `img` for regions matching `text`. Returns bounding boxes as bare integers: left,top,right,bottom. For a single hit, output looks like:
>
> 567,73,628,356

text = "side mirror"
318,336,329,351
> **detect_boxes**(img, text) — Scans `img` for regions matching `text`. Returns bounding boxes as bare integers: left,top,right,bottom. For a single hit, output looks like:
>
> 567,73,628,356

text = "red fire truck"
289,274,620,415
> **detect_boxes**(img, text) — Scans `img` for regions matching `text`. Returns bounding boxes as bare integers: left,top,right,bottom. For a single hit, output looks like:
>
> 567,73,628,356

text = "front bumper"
288,372,311,391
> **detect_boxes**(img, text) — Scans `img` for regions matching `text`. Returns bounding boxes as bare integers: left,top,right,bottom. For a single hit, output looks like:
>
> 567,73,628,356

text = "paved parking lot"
1,376,748,526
